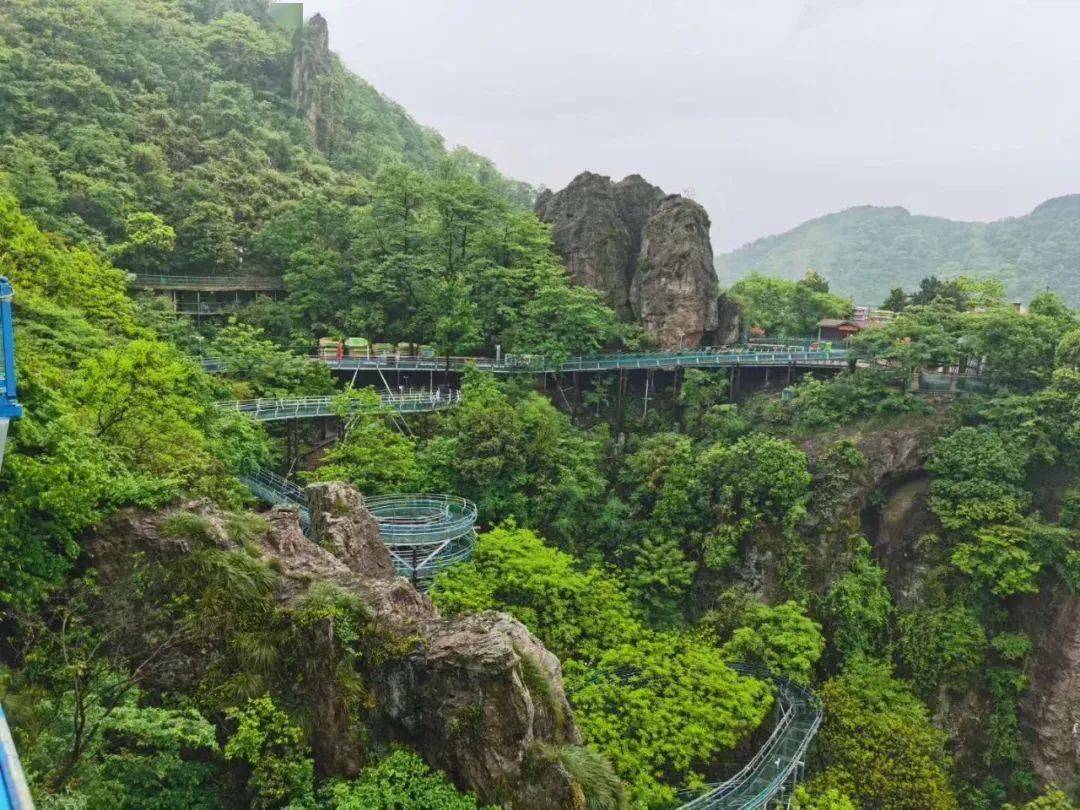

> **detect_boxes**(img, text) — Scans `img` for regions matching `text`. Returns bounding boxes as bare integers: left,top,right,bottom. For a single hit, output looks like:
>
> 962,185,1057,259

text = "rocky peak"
536,171,735,348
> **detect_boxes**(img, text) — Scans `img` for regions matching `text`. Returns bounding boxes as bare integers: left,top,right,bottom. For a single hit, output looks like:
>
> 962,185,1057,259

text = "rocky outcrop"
1021,593,1080,789
634,195,721,348
290,14,335,149
86,486,583,808
536,172,731,348
375,611,583,808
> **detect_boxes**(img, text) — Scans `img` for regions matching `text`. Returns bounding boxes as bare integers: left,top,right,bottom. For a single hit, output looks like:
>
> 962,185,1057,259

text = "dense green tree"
312,389,420,495
430,525,772,808
813,660,959,809
818,539,893,664
729,272,852,335
323,749,488,809
720,600,824,685
420,371,605,550
927,427,1030,534
897,604,987,698
224,695,315,808
208,323,334,399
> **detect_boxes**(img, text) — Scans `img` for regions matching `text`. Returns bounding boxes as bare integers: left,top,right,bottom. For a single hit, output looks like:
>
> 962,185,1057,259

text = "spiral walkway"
242,469,476,585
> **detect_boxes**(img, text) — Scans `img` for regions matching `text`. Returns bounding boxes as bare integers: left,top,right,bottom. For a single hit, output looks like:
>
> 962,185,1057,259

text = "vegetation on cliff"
0,1,1079,808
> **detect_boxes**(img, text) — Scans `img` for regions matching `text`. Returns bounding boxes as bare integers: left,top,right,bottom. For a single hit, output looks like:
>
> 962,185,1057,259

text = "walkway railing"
128,273,285,291
318,348,850,375
674,664,822,809
241,471,476,586
216,389,459,422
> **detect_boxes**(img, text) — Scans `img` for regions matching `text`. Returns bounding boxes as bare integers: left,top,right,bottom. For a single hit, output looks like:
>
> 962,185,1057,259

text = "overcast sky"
302,0,1080,251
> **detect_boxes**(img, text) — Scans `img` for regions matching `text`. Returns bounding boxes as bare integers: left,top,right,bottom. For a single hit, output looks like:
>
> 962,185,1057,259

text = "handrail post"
0,278,20,414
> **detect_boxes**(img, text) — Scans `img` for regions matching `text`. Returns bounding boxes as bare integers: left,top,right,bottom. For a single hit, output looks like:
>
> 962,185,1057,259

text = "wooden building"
816,318,862,341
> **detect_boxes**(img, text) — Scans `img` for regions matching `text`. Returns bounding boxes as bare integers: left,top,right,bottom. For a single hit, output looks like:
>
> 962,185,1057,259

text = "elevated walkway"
216,388,459,422
319,348,850,375
675,664,822,808
128,273,284,292
241,469,476,585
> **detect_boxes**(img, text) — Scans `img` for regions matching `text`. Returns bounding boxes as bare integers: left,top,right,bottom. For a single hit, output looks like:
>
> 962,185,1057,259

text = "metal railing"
0,705,33,810
128,273,285,291
675,664,822,809
216,389,460,422
318,348,850,375
241,472,477,586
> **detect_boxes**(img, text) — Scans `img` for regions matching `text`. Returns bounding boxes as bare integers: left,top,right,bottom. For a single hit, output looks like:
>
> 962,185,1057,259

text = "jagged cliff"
85,484,585,809
535,172,738,348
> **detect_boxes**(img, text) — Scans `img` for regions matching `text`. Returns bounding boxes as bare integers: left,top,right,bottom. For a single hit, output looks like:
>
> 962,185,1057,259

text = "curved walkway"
216,388,459,421
241,469,476,585
674,663,822,809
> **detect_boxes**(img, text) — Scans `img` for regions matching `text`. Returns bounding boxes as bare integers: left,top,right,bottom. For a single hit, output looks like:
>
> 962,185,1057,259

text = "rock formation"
535,171,738,348
289,14,335,150
86,485,584,808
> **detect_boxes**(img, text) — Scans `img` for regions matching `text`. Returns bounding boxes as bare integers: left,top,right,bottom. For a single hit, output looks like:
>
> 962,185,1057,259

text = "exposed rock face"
534,172,640,319
1021,594,1080,789
306,482,396,579
634,194,720,348
536,172,729,348
86,487,582,808
374,611,583,809
290,14,334,148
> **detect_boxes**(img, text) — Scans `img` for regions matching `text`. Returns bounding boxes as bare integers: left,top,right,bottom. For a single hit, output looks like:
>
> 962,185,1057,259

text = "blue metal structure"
0,278,23,470
0,279,31,810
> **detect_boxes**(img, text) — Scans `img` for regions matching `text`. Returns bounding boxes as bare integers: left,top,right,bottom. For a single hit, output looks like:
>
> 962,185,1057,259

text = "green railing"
318,348,849,375
216,389,459,422
128,273,284,291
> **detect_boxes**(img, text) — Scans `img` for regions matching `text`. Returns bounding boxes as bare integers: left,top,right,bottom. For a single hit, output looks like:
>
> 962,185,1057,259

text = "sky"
301,0,1080,252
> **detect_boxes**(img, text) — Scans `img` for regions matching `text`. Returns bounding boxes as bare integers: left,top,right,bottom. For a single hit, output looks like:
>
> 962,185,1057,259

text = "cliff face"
1022,593,1080,789
289,13,335,150
86,485,583,808
536,172,735,348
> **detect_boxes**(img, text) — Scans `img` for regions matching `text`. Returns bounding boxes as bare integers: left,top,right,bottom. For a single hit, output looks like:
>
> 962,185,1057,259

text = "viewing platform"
241,469,476,586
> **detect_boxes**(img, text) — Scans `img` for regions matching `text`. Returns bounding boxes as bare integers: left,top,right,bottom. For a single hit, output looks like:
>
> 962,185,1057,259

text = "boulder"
534,171,635,318
536,171,727,347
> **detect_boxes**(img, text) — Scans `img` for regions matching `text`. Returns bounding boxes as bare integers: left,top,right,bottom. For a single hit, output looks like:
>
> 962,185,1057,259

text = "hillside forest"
0,2,1079,810
717,199,1080,309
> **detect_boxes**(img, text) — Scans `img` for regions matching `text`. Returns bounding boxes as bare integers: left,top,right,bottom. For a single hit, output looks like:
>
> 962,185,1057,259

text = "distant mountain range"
717,196,1080,306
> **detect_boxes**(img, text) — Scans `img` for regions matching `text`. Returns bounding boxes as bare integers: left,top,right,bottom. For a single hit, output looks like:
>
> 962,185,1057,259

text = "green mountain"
717,196,1080,306
0,0,531,273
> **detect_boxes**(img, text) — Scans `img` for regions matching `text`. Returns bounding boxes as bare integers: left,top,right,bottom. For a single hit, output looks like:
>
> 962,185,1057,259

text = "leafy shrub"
323,749,487,809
